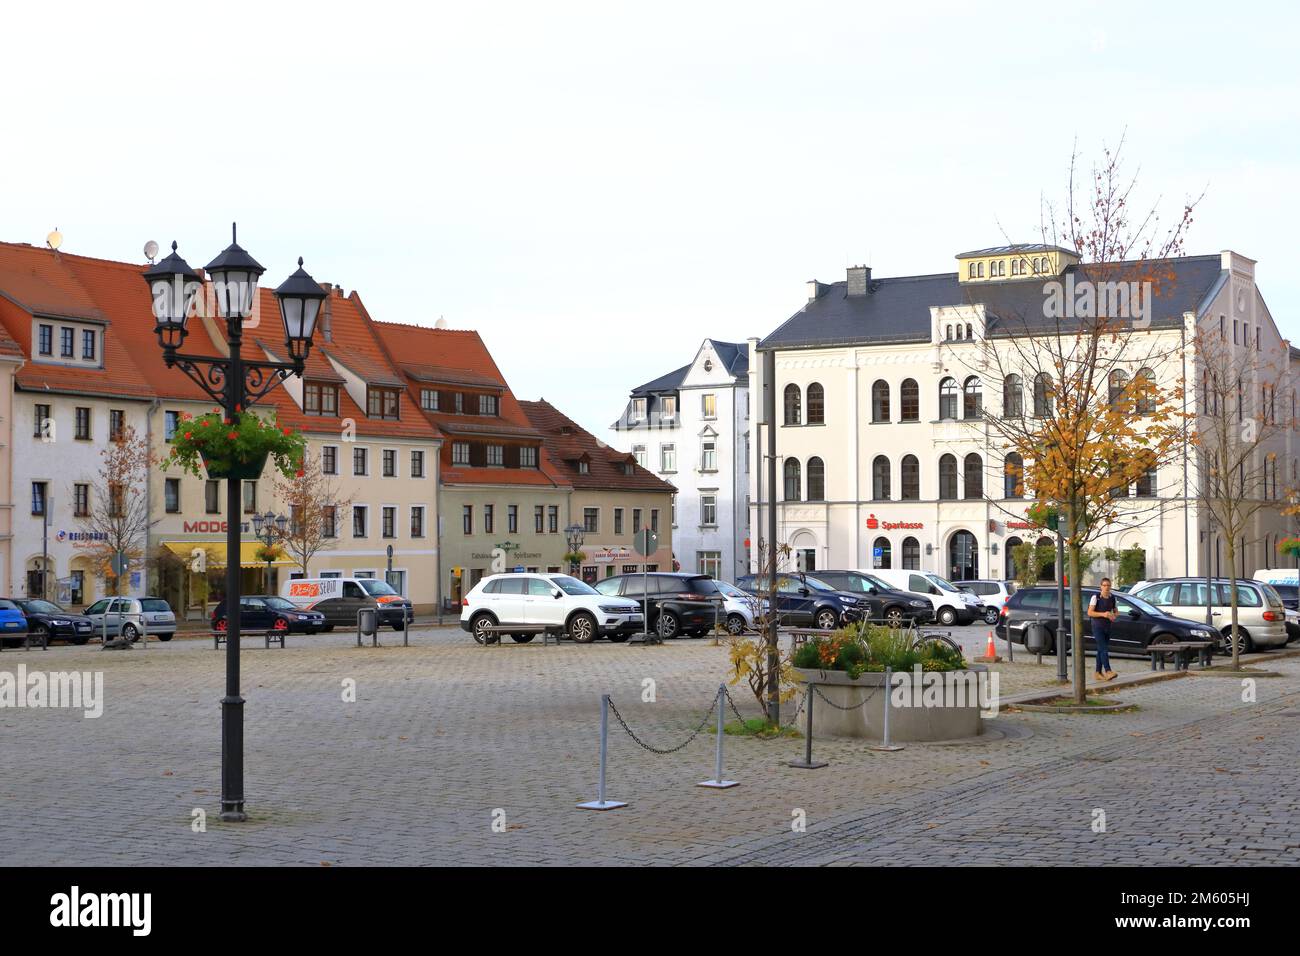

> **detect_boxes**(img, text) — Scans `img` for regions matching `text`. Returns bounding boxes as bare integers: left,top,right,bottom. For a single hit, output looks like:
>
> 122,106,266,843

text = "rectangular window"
660,444,676,472
508,505,518,533
519,446,537,468
60,327,74,357
700,439,717,472
74,407,91,440
109,409,125,441
671,494,677,526
484,504,495,534
420,389,439,411
38,324,53,355
367,387,400,420
243,481,257,514
452,442,470,466
205,480,221,514
454,393,464,414
632,509,642,535
651,509,659,533
631,398,647,421
322,446,338,475
411,505,425,538
31,481,48,516
165,478,181,513
383,449,397,477
304,382,339,416
478,394,499,416
82,329,96,360
74,483,90,517
34,404,51,438
353,505,368,538
382,506,396,539
165,410,180,441
614,508,624,535
548,505,559,533
487,444,504,467
661,395,677,420
353,447,368,475
701,393,716,418
701,493,717,526
698,551,722,579
633,444,646,468
410,450,425,478
534,505,544,533
463,505,473,535
583,507,599,533
323,506,337,538
108,484,124,517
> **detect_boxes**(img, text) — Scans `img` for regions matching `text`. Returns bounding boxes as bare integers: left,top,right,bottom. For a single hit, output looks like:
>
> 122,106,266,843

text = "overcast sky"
5,1,1297,441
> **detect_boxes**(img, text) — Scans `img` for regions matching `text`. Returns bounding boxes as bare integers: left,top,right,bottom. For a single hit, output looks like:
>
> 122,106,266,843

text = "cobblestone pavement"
1,627,1296,866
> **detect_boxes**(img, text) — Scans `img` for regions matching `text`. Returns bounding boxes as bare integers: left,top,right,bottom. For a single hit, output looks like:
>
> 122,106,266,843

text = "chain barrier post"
870,666,904,752
698,684,738,789
577,694,627,810
788,683,827,769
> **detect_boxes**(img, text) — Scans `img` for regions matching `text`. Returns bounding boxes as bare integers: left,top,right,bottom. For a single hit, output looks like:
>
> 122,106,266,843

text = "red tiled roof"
521,399,676,493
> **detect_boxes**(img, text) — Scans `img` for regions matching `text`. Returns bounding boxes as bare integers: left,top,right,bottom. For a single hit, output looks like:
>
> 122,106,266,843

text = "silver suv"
1130,578,1287,653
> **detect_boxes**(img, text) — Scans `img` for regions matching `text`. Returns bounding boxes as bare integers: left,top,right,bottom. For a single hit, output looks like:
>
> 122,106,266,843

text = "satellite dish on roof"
144,240,159,263
435,315,448,329
46,229,63,251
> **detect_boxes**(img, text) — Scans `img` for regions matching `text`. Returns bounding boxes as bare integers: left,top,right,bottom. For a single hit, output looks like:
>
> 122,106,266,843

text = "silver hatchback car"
82,596,177,642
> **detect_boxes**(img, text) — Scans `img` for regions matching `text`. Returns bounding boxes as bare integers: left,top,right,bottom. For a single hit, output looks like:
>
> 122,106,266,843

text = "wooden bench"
1145,640,1214,671
212,628,287,649
480,624,564,647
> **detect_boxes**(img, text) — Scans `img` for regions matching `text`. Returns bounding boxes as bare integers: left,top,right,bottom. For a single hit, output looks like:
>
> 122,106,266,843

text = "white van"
1252,569,1298,587
857,569,981,626
281,576,413,631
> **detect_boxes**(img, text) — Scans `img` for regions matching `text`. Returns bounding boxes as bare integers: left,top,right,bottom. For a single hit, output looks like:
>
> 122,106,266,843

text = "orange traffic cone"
977,630,1002,663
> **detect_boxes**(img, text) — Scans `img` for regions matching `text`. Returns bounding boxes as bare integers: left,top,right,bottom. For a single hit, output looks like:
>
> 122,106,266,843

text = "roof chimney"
847,265,871,296
321,289,334,343
806,280,827,303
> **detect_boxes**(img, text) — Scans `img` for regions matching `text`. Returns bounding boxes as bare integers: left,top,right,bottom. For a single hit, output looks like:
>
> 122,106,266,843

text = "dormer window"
367,386,401,420
38,324,53,355
631,398,647,421
520,446,538,468
304,382,339,416
82,329,97,360
478,394,499,416
661,396,677,419
578,459,589,474
420,389,439,411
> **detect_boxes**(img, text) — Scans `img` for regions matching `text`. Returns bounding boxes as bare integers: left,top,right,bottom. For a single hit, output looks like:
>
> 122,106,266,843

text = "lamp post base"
220,809,248,822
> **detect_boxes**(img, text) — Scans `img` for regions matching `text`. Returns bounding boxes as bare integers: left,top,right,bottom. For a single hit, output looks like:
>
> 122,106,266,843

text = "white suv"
460,573,643,644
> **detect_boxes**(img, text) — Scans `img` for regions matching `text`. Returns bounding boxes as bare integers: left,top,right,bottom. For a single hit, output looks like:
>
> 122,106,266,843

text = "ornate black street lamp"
564,523,585,576
144,225,324,822
251,510,289,592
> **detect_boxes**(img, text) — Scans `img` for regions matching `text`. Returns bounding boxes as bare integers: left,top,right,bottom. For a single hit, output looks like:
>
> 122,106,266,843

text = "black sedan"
734,573,865,630
212,595,327,635
810,570,935,627
13,599,94,646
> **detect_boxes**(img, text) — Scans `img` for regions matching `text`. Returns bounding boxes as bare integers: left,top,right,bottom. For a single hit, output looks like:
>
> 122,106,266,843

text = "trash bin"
357,608,379,637
1025,623,1051,653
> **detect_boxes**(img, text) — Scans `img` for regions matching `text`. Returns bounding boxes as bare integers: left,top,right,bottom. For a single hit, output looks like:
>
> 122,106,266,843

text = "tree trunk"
1068,538,1085,704
1225,543,1241,670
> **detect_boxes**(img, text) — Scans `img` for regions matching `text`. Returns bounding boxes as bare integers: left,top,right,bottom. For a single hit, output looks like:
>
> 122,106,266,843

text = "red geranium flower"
295,469,304,478
228,431,238,440
184,432,192,439
200,420,209,428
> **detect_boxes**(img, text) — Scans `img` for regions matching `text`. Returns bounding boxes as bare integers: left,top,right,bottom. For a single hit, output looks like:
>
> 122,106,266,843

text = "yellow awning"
163,542,296,569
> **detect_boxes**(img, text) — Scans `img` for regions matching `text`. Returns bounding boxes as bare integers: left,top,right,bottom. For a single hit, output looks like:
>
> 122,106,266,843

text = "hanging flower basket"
1278,537,1300,559
253,543,285,565
163,411,306,481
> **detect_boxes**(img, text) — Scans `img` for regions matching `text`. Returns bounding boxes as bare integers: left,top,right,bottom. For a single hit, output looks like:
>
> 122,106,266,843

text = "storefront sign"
865,514,924,531
183,521,250,534
591,547,632,563
56,531,108,542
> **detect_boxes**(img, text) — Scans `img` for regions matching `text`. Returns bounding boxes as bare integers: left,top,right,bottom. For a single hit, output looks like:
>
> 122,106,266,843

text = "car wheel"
568,612,597,644
815,608,839,630
157,633,174,642
32,624,51,646
884,607,905,628
656,611,681,639
726,613,747,636
1148,631,1178,665
470,613,498,645
982,606,1000,625
937,607,957,626
72,634,90,646
122,623,140,642
510,633,535,643
1221,627,1254,655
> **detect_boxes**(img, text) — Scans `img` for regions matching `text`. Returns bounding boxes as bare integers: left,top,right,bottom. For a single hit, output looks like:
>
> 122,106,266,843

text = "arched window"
871,380,890,423
1004,453,1024,499
955,324,964,340
939,454,958,500
949,530,979,581
1134,367,1156,414
784,384,801,425
977,262,985,278
1003,374,1023,417
1035,536,1056,581
1033,373,1053,417
806,457,825,501
1005,536,1022,580
939,377,958,420
901,536,920,570
962,376,983,419
945,324,953,340
900,455,920,500
963,453,983,499
965,323,973,339
900,379,919,421
1108,369,1129,407
872,455,891,500
873,536,892,570
783,458,801,501
806,383,825,425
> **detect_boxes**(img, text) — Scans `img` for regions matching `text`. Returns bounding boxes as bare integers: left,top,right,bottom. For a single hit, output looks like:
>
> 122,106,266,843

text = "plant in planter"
253,543,285,565
561,550,588,567
1278,537,1300,561
791,624,968,676
163,410,306,480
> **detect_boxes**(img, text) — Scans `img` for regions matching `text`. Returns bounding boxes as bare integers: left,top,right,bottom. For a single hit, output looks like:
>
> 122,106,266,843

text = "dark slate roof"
956,243,1075,257
759,256,1225,351
709,340,749,377
630,363,691,396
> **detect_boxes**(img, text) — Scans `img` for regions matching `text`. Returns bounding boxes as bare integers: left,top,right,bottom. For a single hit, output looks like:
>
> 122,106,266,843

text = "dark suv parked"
811,571,934,627
12,599,94,645
996,586,1222,656
734,573,865,630
593,573,720,638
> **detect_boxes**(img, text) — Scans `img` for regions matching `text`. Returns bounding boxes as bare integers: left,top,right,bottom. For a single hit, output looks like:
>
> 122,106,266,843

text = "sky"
4,1,1298,442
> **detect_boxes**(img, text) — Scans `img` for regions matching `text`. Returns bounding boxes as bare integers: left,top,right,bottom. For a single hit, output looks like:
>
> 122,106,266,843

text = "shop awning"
163,542,296,568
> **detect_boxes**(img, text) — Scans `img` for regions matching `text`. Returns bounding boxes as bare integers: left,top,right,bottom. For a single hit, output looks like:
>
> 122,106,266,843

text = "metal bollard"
699,684,738,788
870,666,905,752
577,695,627,810
788,685,827,769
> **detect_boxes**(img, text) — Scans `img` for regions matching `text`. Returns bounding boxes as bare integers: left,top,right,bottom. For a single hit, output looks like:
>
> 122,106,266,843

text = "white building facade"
611,339,750,581
750,248,1299,585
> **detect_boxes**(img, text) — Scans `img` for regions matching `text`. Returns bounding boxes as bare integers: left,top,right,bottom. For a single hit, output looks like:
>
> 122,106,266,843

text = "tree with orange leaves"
71,425,158,596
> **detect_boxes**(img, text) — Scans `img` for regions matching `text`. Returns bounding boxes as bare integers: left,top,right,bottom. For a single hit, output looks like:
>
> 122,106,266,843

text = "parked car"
996,586,1221,656
864,569,981,626
0,598,29,646
281,576,412,631
712,579,763,635
1129,578,1288,654
82,596,176,642
461,572,642,643
1251,568,1298,588
11,599,94,645
733,573,865,631
594,572,721,638
211,595,327,635
808,570,934,627
1265,583,1300,642
956,580,1016,625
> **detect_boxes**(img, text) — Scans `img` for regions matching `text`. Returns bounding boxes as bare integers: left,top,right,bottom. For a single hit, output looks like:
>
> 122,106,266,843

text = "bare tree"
72,425,156,596
270,451,352,576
